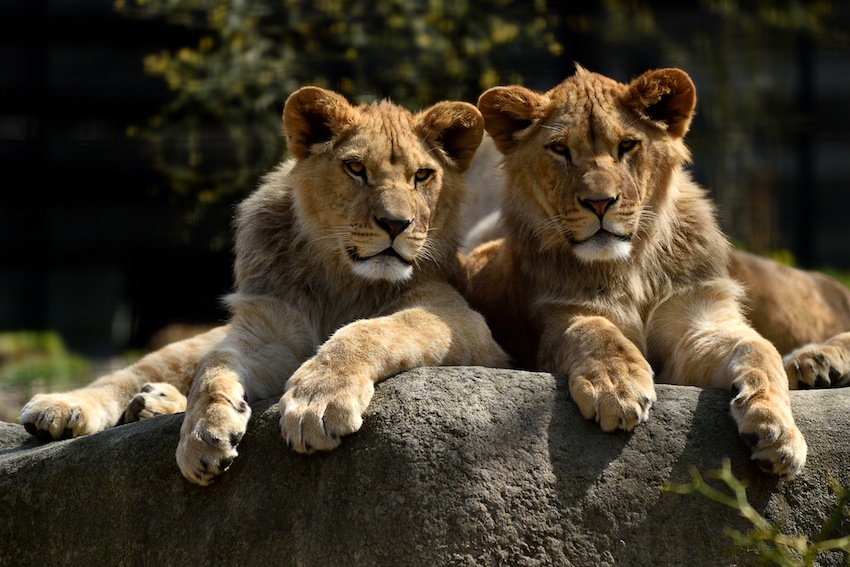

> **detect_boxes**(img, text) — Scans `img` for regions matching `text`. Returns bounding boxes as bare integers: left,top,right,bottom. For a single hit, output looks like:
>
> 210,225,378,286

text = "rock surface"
1,367,849,567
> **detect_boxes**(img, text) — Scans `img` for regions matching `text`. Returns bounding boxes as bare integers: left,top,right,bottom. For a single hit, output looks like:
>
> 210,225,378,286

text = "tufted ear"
283,86,357,159
477,86,548,155
623,68,696,138
415,101,484,172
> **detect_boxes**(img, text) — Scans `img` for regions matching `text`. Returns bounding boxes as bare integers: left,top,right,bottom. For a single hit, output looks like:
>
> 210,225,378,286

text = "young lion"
464,137,850,389
465,66,810,479
19,86,509,485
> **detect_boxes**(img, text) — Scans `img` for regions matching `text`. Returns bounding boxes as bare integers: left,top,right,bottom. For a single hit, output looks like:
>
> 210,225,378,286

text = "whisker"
414,245,440,271
306,225,353,248
532,215,563,241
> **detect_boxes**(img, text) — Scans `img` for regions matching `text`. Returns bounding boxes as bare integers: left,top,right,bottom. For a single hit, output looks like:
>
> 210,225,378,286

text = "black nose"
375,217,412,239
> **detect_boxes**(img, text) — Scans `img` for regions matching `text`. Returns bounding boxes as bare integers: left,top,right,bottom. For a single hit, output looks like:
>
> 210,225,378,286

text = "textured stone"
1,367,849,566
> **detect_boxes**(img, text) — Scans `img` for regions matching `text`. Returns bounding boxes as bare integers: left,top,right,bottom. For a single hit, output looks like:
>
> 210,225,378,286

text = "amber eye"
344,160,367,179
618,139,639,160
414,168,434,183
547,142,571,162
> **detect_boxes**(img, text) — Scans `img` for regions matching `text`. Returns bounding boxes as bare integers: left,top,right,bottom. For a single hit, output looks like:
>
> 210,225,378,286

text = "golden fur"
730,251,850,387
464,141,850,388
19,87,508,485
465,66,810,478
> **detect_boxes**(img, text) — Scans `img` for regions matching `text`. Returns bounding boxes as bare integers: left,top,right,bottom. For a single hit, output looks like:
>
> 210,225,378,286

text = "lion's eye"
547,142,571,162
618,139,639,160
414,168,434,183
344,160,367,180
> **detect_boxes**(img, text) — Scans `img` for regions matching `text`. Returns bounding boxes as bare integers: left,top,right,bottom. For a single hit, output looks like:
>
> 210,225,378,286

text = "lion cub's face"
479,67,696,263
283,88,483,282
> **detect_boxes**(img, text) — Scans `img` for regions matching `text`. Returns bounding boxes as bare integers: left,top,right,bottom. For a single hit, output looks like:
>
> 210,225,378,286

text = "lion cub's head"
282,87,483,283
479,66,696,263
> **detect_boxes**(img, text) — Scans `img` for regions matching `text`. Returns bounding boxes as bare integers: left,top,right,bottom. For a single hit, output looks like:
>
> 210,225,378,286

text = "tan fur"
19,326,228,440
730,251,850,387
466,101,850,390
465,66,807,478
19,87,508,485
463,150,850,389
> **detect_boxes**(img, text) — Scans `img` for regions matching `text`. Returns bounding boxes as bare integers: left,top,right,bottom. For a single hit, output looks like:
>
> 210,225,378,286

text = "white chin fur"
352,258,414,283
573,238,632,263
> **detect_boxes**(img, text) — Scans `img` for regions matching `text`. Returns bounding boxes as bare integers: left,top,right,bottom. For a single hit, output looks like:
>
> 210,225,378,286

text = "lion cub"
465,66,807,478
20,87,509,485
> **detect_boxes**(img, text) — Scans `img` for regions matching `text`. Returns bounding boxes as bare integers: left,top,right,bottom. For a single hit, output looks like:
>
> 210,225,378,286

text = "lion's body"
731,251,850,351
19,88,508,485
467,166,734,378
463,94,850,393
465,66,810,478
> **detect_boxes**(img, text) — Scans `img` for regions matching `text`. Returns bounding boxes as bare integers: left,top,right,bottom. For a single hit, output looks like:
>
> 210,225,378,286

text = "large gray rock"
1,367,848,567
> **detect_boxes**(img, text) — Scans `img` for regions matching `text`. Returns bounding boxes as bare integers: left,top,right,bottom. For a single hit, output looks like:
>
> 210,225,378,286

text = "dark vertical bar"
23,0,49,330
796,30,816,268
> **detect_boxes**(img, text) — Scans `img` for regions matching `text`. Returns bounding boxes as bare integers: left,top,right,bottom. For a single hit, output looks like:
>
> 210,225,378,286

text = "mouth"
347,246,416,283
347,247,414,266
570,228,631,246
570,229,633,263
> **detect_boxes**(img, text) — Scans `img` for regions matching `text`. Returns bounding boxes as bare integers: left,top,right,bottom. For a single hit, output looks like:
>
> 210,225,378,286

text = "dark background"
2,0,850,358
2,0,231,356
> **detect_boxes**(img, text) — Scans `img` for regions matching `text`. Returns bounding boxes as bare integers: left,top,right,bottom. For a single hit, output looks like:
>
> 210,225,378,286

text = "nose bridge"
577,159,618,201
371,183,414,221
370,180,415,241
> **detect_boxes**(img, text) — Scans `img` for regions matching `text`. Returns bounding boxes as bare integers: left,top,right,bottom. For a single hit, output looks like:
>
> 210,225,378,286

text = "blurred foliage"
0,331,139,423
114,0,564,248
665,459,850,566
594,0,848,258
114,0,848,255
0,331,138,390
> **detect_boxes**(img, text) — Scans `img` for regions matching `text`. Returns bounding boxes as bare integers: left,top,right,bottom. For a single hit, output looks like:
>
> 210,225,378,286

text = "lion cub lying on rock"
465,66,814,479
19,87,509,485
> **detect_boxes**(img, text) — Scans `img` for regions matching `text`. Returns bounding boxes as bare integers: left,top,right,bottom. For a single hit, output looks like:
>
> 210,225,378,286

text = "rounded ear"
623,68,696,138
477,86,548,155
283,86,356,159
415,101,484,172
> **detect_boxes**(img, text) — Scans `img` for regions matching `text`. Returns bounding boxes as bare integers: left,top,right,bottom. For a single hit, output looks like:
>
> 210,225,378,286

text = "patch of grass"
0,331,95,390
0,331,137,423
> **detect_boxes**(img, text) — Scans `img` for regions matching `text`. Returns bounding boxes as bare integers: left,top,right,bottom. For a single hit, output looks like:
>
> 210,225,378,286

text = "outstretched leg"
19,326,228,440
280,281,509,453
653,282,807,479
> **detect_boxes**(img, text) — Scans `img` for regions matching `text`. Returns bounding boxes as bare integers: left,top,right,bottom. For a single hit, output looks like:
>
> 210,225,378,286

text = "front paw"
120,383,187,424
19,392,115,441
731,382,807,479
176,391,251,486
279,361,374,453
568,357,656,432
784,343,850,389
